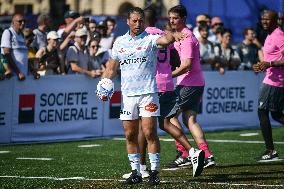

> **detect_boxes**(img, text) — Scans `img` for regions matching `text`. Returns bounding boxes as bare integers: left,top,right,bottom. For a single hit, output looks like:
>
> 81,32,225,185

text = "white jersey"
111,31,160,96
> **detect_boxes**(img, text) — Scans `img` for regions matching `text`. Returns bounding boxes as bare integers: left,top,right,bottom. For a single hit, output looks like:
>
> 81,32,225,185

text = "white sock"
128,153,141,173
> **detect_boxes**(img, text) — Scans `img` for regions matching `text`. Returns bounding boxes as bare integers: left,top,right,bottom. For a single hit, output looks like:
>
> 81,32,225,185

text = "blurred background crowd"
0,0,283,80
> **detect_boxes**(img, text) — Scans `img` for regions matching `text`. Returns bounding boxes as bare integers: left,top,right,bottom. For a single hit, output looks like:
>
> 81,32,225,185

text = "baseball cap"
211,17,223,26
64,10,80,19
75,28,88,37
196,15,207,22
47,31,60,40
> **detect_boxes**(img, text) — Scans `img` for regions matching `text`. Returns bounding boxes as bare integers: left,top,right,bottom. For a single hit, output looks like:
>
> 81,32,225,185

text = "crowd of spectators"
0,9,283,81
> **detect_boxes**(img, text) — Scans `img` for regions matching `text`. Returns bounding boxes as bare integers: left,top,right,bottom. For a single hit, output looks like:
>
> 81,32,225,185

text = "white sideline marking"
78,144,102,148
0,151,10,154
240,133,259,137
159,138,284,144
16,157,53,161
0,176,282,188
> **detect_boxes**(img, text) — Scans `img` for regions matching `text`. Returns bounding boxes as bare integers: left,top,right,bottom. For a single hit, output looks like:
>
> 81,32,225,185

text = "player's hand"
18,72,25,81
96,78,114,101
253,62,269,72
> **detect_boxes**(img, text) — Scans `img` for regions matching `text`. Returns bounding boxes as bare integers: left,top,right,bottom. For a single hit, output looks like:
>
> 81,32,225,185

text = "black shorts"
175,85,204,112
258,83,284,111
159,91,179,118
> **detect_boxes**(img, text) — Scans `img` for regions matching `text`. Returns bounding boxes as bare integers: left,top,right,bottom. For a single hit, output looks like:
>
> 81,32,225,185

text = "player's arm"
102,59,119,79
156,32,186,47
172,58,192,78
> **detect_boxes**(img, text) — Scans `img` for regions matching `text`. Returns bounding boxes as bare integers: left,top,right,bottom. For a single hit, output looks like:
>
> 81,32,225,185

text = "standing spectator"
88,38,107,77
1,13,28,80
213,28,241,74
23,28,39,79
65,29,97,78
208,16,223,44
32,14,51,50
256,10,269,46
36,31,61,76
57,10,81,38
168,5,216,169
193,14,207,39
252,10,284,162
277,12,284,30
236,27,263,70
197,23,215,70
97,20,115,52
105,17,117,37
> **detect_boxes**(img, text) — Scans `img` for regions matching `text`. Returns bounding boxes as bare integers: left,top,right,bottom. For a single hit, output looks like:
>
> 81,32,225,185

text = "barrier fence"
0,71,266,144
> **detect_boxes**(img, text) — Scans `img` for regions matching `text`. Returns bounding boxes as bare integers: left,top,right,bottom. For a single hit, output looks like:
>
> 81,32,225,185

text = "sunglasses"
16,20,26,24
90,45,100,48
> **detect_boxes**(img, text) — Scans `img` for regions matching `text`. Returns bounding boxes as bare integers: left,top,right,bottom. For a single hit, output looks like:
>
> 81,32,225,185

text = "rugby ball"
96,78,114,101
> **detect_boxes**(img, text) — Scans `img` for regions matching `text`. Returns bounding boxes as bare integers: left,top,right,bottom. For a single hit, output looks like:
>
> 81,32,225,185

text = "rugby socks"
148,153,160,171
128,153,141,173
175,140,189,158
258,109,274,150
198,142,212,158
140,164,147,172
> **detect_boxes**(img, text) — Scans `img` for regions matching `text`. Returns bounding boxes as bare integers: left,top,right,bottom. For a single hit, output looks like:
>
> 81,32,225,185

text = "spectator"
213,28,241,74
236,27,263,70
65,28,97,78
277,12,284,30
97,20,115,52
0,54,11,80
1,13,28,80
105,17,117,37
88,38,106,77
23,28,39,79
87,19,100,46
32,14,51,50
208,16,224,44
36,31,61,76
197,23,215,70
57,10,82,38
193,14,207,39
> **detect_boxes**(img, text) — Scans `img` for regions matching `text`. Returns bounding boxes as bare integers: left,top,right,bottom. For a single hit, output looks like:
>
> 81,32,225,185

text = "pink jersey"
145,27,174,92
174,27,205,86
263,27,284,87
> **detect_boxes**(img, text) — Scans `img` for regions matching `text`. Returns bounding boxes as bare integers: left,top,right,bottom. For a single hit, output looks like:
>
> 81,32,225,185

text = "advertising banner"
11,75,103,142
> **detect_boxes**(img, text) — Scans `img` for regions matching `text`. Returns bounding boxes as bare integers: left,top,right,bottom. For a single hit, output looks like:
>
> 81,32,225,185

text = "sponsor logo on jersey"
118,48,126,53
145,103,158,112
119,57,147,66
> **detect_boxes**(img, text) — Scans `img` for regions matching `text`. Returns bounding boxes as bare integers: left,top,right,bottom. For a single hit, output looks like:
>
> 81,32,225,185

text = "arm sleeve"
66,47,79,64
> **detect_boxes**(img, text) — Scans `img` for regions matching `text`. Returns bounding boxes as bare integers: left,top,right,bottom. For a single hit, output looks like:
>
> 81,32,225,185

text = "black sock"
258,109,274,151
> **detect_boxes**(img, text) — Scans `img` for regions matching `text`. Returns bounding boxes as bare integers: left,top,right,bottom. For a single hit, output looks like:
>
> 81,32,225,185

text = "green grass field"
0,127,284,189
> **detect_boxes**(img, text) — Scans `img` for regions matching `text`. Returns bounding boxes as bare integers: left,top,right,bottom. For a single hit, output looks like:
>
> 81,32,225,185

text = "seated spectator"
23,28,40,79
197,23,215,70
65,29,97,78
213,28,241,74
236,27,263,70
0,54,11,80
35,31,61,76
1,13,28,81
32,14,51,50
208,16,224,44
88,38,106,77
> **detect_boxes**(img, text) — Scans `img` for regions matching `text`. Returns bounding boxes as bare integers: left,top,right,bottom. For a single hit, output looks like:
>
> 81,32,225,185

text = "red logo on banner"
109,91,121,119
18,94,35,124
145,103,158,112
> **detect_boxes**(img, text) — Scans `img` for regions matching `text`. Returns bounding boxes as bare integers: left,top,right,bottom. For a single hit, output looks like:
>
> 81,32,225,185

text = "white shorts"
120,93,160,120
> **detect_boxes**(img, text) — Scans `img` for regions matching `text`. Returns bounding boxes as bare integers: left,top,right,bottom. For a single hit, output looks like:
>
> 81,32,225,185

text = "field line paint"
240,133,259,136
78,144,102,148
16,157,53,161
0,176,283,188
0,151,10,154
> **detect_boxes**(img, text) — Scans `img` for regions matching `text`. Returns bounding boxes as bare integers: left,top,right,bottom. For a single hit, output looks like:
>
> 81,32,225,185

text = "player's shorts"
159,91,180,118
120,93,160,120
175,85,204,113
258,83,284,111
